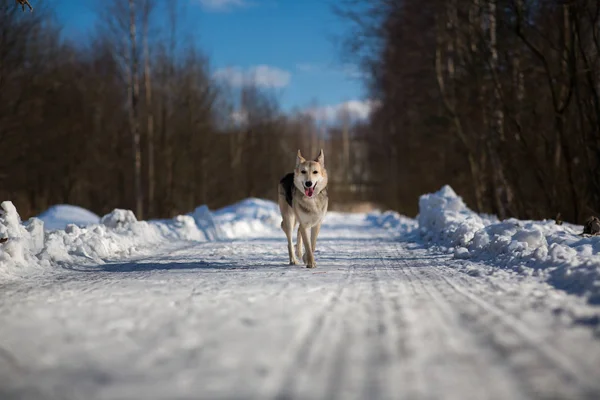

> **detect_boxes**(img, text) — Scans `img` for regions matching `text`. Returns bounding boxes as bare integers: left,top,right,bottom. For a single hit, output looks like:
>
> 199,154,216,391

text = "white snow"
2,199,600,399
5,189,600,308
37,204,101,231
0,198,287,281
418,185,600,304
0,205,209,281
189,205,223,241
366,210,417,235
211,198,281,239
40,211,209,268
4,188,600,308
0,201,49,279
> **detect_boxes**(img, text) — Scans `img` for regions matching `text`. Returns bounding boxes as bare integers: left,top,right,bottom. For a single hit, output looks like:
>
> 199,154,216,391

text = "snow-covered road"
1,213,600,400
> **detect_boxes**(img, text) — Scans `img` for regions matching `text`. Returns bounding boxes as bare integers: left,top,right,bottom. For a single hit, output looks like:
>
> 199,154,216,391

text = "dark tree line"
0,1,372,220
339,0,600,223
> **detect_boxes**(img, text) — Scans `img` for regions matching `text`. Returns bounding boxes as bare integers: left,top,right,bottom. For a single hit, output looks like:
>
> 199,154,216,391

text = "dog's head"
294,149,328,198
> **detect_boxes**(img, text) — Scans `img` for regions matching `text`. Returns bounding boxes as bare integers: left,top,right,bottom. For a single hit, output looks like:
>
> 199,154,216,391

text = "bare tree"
337,0,600,221
15,0,33,12
142,0,155,216
127,0,143,219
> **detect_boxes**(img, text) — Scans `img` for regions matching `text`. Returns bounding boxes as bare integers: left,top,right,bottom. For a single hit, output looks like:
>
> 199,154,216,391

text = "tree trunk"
488,0,512,218
435,2,484,212
128,0,143,219
341,107,351,186
163,1,177,215
143,0,155,217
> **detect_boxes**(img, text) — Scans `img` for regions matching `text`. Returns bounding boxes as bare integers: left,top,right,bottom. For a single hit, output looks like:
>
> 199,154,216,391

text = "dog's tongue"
305,187,314,197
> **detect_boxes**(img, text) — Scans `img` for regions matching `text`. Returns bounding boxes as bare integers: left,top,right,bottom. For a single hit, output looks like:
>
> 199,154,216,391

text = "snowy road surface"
1,213,600,400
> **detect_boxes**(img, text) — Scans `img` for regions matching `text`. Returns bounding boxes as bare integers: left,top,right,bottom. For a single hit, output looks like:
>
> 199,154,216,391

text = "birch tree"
127,0,143,219
142,0,155,216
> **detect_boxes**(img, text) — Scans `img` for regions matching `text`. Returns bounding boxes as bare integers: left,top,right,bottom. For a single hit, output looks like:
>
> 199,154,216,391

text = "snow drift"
0,201,49,280
367,210,417,234
418,186,600,304
37,204,101,231
212,198,281,239
1,198,282,281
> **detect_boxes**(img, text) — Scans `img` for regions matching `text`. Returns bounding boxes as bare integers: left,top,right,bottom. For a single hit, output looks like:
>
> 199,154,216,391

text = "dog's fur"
278,149,328,268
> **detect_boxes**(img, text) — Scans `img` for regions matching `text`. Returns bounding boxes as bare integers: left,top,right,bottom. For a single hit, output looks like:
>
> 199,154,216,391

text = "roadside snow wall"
418,186,600,304
1,198,281,281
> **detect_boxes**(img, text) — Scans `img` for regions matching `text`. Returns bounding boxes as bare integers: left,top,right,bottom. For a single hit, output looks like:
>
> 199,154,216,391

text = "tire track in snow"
434,270,600,398
388,241,600,399
272,264,356,399
377,260,419,399
361,263,391,400
2,218,600,399
402,263,530,400
321,264,358,400
374,246,525,400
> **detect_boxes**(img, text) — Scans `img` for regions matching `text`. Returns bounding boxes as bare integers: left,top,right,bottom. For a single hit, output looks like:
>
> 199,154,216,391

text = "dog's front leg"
282,220,298,265
287,236,298,265
299,225,315,268
310,223,321,259
296,226,303,262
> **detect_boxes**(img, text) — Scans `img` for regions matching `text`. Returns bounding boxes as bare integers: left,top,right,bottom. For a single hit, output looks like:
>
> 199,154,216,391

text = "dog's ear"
296,150,306,168
315,149,325,167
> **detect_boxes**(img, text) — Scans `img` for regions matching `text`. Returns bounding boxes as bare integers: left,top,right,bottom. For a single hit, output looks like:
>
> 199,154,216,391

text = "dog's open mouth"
305,185,316,198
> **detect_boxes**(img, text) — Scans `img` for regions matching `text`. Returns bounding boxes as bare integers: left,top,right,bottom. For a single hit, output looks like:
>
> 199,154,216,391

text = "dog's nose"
305,181,313,188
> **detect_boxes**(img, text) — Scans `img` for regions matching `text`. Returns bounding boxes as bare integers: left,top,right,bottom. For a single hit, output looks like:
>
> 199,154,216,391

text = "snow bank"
41,209,214,267
418,186,600,304
37,204,100,231
189,205,223,241
1,204,219,280
1,198,283,280
367,210,417,234
0,201,49,279
212,198,281,239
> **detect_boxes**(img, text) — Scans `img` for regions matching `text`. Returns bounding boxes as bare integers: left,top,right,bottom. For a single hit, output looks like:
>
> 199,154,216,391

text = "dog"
278,149,328,268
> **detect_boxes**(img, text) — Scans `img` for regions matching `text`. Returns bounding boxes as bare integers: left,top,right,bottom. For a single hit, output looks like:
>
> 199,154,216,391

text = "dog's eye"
312,171,318,174
301,170,306,174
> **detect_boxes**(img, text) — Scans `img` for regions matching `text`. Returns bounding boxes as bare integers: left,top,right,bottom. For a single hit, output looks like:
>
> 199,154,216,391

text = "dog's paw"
289,258,299,265
306,262,317,269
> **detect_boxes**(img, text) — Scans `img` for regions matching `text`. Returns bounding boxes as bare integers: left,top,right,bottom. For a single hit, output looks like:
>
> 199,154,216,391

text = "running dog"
278,149,328,268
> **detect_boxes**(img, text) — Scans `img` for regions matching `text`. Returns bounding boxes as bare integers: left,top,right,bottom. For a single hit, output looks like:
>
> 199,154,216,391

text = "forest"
339,0,600,223
0,1,371,220
2,0,599,223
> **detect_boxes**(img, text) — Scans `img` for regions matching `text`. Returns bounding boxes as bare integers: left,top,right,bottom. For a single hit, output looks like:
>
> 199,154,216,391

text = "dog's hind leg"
282,218,298,265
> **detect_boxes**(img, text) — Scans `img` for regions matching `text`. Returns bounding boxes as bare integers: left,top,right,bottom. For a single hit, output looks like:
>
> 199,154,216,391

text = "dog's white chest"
297,207,322,226
294,195,327,227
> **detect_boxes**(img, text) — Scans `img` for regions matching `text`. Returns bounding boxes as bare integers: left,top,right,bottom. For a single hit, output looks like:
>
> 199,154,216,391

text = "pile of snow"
189,205,223,241
0,201,49,279
367,210,417,234
5,195,419,280
418,186,600,304
100,208,138,228
1,198,283,280
212,198,281,239
37,204,100,231
42,209,214,267
0,203,220,281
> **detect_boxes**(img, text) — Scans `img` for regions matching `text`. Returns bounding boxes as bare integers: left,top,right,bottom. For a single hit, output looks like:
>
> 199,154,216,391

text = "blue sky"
51,0,368,117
